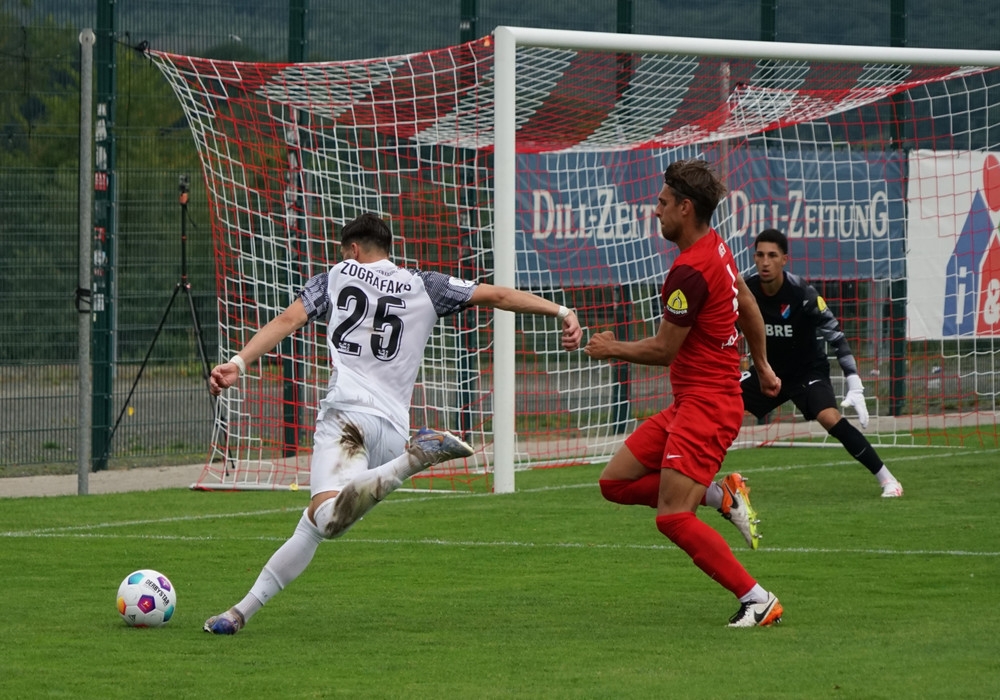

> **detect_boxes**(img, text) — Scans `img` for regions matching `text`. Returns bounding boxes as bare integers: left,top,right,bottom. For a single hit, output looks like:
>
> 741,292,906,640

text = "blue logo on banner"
942,191,995,336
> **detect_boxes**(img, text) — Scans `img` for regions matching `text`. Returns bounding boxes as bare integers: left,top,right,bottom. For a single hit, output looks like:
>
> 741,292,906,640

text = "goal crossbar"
497,26,1000,66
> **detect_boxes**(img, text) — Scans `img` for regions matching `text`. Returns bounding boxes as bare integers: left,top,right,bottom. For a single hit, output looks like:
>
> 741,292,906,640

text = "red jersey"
660,229,741,397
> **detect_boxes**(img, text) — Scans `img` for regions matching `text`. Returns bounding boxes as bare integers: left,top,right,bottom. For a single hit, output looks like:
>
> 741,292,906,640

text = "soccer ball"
116,569,177,627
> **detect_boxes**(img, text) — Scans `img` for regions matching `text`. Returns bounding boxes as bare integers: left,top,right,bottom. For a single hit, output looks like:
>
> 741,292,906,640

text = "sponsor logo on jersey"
765,323,794,337
780,303,790,319
448,276,476,288
816,295,828,312
666,289,688,315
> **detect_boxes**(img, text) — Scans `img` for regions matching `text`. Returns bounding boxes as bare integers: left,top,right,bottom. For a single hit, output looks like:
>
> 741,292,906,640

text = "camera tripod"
101,175,225,464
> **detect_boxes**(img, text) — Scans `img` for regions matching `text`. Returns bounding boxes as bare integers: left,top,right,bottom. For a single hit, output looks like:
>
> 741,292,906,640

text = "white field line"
2,529,997,557
4,449,998,558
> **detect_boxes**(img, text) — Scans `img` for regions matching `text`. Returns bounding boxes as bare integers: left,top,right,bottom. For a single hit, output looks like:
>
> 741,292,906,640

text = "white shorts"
310,409,407,496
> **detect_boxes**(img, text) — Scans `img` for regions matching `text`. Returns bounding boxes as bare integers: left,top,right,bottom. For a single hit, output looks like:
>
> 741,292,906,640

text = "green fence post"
891,0,907,48
611,0,634,433
282,0,309,457
460,0,477,42
889,0,908,416
616,0,632,34
457,3,480,440
289,0,307,61
761,0,777,41
91,0,118,471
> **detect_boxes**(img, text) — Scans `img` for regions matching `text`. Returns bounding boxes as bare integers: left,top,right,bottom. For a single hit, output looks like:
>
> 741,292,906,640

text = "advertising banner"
515,147,905,288
906,149,1000,339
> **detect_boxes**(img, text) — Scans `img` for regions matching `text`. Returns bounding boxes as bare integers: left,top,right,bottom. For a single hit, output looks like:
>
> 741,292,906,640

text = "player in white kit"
204,212,582,634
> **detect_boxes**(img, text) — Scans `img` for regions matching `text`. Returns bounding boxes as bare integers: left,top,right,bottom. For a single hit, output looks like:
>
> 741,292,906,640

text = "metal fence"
1,0,998,475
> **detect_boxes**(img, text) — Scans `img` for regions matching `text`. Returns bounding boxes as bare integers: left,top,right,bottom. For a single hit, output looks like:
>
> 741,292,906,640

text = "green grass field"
2,445,999,699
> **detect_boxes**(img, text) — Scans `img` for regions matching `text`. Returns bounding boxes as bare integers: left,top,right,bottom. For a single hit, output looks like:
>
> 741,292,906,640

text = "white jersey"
298,258,476,438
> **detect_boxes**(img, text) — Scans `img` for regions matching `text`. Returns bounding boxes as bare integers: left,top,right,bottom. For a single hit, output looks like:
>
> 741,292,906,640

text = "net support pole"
77,28,96,495
492,26,517,494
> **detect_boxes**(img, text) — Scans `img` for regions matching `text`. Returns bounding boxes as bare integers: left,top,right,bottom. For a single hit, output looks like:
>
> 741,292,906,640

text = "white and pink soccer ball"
116,569,176,627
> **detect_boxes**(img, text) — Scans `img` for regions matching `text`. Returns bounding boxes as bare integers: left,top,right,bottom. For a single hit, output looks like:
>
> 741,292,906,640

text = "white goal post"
147,28,1000,494
490,27,1000,492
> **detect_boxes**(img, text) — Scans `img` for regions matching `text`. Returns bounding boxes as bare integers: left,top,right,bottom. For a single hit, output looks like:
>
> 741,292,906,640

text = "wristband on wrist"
229,355,246,376
556,305,571,322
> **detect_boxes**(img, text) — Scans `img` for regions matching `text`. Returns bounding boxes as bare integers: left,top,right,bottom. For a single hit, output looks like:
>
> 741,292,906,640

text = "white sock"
703,481,723,509
235,591,264,621
874,465,898,486
739,583,769,604
234,510,324,622
402,448,433,478
383,450,423,482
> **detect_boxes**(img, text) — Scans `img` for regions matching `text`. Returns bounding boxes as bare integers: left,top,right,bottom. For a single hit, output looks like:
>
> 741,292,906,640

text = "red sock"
599,474,659,508
655,512,755,597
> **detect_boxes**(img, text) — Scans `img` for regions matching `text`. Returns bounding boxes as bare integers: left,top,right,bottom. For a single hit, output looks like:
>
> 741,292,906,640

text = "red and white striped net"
148,37,1000,491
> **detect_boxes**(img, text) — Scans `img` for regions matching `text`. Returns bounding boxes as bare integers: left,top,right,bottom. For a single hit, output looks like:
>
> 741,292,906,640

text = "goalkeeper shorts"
741,368,837,422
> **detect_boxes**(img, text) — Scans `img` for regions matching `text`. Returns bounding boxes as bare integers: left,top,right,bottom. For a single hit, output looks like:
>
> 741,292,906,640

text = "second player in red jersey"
585,158,784,628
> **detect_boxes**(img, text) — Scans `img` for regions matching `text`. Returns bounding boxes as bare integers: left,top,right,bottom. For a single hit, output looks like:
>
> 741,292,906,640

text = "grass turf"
1,444,998,698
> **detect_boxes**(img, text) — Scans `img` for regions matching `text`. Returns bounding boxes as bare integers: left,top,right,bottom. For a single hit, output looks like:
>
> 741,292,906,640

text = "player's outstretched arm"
209,299,310,396
584,318,690,367
469,283,582,351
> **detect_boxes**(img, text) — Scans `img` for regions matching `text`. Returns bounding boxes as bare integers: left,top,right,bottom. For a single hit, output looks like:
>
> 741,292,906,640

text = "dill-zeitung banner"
514,147,906,287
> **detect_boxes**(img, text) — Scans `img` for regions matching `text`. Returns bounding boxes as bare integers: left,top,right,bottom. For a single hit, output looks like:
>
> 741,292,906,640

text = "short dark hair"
663,159,727,225
754,228,788,254
340,212,393,254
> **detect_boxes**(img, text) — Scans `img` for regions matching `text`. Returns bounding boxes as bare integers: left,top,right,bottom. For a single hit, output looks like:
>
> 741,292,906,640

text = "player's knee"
599,479,631,504
817,408,843,431
311,498,347,540
599,477,661,508
296,508,326,545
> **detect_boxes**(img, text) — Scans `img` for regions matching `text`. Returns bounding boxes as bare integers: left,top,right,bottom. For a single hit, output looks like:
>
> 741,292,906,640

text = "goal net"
146,28,1000,492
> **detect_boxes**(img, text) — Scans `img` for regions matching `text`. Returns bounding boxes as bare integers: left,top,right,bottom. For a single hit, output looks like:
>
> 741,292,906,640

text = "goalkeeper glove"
840,373,869,428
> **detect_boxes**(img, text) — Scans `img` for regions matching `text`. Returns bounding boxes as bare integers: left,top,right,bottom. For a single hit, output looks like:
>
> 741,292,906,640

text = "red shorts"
624,392,743,486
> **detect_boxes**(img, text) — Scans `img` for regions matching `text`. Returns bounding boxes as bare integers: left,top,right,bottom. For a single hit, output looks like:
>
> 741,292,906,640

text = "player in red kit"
585,159,784,627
